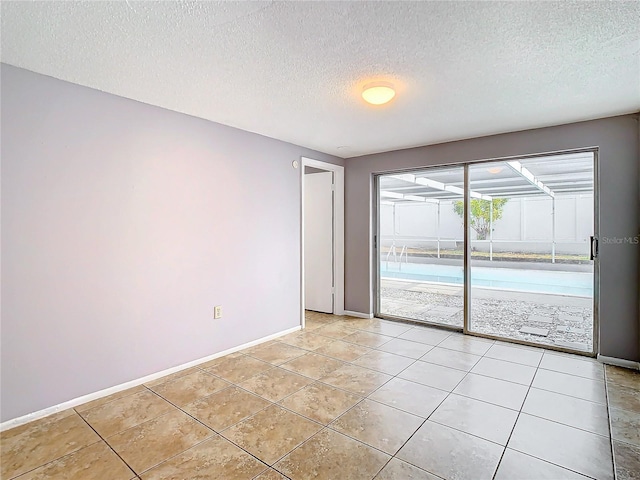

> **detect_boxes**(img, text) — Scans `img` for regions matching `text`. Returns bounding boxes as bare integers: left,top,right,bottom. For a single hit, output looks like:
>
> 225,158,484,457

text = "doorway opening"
375,150,598,355
300,158,345,327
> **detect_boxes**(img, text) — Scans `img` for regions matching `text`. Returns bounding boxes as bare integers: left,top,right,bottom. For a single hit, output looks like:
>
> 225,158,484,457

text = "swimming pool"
381,263,593,297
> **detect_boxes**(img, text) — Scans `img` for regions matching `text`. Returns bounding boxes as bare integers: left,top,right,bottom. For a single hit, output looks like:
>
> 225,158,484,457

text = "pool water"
381,262,593,297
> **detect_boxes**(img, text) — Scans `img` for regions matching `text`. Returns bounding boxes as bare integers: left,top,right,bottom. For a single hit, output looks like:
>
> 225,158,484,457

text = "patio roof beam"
506,161,555,197
389,174,493,201
381,190,440,204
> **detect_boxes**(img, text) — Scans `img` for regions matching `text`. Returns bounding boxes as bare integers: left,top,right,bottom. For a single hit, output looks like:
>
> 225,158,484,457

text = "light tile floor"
1,311,639,480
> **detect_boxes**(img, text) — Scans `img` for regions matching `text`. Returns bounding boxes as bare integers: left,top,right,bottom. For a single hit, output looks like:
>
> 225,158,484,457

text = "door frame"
373,164,466,332
462,150,600,357
372,147,600,357
300,157,345,328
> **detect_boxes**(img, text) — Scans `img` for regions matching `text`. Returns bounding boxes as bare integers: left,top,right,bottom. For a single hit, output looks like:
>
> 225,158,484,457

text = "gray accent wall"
0,64,343,422
345,114,640,362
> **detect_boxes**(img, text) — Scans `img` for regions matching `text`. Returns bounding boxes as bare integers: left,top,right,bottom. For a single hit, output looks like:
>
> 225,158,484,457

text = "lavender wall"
345,115,640,362
0,64,343,422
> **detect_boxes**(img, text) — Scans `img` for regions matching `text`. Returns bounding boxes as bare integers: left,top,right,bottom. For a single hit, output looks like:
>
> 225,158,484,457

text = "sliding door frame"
463,164,471,336
373,147,600,357
373,166,464,332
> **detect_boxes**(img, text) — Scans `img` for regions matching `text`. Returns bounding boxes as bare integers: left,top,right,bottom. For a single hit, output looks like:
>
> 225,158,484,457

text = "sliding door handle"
590,236,598,260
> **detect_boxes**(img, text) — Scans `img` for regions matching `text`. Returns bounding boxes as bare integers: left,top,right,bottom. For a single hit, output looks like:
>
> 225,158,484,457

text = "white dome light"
362,82,396,105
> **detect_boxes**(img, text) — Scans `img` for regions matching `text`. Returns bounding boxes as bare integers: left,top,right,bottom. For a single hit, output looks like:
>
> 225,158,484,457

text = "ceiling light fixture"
362,82,396,105
488,166,503,174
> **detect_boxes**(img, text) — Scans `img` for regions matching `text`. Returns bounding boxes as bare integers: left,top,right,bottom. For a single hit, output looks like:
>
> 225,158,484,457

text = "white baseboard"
343,310,374,319
0,325,301,432
597,355,640,370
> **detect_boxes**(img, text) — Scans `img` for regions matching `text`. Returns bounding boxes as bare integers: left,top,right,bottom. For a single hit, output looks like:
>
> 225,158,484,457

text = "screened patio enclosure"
376,151,596,353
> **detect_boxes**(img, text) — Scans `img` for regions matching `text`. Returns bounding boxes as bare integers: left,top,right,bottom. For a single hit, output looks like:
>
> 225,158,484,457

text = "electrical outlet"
214,305,222,319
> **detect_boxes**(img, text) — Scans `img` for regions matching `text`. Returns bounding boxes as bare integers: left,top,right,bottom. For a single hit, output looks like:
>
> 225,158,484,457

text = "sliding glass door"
468,153,596,352
377,166,464,328
375,151,597,354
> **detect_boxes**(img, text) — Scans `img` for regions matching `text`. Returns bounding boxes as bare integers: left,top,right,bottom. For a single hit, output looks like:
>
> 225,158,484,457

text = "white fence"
380,194,593,257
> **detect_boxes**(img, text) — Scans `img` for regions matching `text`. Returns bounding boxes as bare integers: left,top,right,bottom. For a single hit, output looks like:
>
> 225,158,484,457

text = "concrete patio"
380,278,593,352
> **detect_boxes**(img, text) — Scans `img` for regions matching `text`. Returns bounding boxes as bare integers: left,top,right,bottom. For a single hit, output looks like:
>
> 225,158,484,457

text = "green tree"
453,198,509,240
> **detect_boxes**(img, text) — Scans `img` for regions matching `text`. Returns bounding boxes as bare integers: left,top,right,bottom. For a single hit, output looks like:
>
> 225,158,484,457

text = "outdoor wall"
346,114,640,362
381,195,593,255
0,64,343,423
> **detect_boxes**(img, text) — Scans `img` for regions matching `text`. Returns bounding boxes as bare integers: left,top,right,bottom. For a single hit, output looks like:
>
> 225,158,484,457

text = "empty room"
1,1,639,480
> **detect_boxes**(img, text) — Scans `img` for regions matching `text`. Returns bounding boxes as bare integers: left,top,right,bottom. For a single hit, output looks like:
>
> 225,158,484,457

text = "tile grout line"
489,347,543,480
73,385,148,416
145,375,306,475
362,332,466,479
604,372,640,450
489,353,606,480
326,373,433,477
269,343,450,445
159,337,379,478
273,361,392,399
203,341,393,421
4,436,104,480
137,384,278,476
264,328,432,476
280,318,454,477
75,411,138,478
102,390,209,471
265,426,334,474
382,333,474,476
379,329,597,478
508,410,611,440
604,367,619,480
327,313,617,479
216,315,581,474
174,382,277,434
437,334,511,480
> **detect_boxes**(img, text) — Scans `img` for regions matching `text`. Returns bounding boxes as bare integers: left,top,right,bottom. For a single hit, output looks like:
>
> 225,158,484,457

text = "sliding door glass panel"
468,153,595,352
378,166,464,328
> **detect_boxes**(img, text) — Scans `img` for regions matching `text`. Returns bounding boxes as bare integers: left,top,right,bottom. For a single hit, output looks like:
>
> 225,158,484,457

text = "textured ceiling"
1,1,639,158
